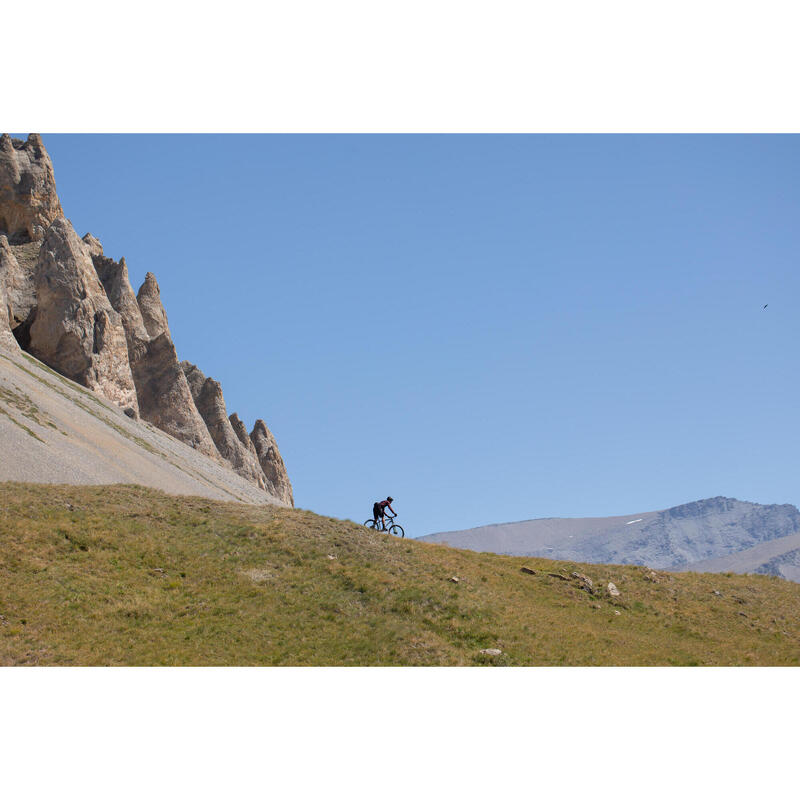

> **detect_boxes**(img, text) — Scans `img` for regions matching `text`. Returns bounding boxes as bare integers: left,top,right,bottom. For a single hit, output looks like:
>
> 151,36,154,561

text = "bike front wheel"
387,524,405,538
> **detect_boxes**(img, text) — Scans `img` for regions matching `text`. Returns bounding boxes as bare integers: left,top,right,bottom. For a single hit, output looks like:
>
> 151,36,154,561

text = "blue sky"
36,134,800,536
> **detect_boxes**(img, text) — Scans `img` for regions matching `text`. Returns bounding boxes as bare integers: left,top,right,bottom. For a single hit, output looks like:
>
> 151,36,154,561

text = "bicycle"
364,514,405,538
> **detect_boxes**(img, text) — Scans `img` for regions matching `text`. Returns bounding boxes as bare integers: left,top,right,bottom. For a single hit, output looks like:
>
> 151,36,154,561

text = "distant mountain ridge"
420,497,800,582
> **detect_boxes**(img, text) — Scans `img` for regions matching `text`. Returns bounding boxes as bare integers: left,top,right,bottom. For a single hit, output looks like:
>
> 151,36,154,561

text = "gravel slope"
0,348,287,506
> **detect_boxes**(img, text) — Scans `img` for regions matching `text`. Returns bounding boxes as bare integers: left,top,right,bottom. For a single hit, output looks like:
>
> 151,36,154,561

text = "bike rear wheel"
364,519,379,530
388,524,405,538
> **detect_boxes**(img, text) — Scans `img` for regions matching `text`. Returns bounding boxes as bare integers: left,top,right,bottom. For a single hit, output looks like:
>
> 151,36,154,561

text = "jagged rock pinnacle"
28,217,139,414
251,419,294,506
0,133,64,243
181,362,270,492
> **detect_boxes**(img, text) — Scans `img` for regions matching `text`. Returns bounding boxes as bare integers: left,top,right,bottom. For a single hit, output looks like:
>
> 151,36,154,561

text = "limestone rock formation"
91,246,220,459
28,217,139,414
0,134,63,243
181,362,268,490
181,360,206,404
250,419,294,506
81,233,104,258
92,252,149,354
0,235,37,347
230,412,259,456
135,334,224,456
137,272,170,340
1,133,294,504
0,282,17,351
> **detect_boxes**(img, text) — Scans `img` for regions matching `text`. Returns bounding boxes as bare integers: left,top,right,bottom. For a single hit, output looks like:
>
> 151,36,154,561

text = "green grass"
2,483,800,665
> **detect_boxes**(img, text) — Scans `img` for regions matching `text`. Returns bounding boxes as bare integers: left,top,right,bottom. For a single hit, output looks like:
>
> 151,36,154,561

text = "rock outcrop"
250,419,294,506
137,272,170,340
0,235,37,348
0,134,63,243
82,233,104,258
91,251,149,355
28,217,139,414
91,247,220,459
182,362,267,489
230,412,259,456
0,282,17,351
134,333,223,457
1,133,293,504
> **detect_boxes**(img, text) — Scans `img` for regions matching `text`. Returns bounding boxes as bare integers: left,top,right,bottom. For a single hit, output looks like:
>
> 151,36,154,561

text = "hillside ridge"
3,483,800,666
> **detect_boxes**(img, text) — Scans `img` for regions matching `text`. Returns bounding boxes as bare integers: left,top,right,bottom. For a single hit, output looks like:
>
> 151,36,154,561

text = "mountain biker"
372,496,396,531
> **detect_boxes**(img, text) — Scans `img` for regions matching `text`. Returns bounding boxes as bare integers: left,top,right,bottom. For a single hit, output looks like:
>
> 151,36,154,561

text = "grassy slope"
2,483,800,666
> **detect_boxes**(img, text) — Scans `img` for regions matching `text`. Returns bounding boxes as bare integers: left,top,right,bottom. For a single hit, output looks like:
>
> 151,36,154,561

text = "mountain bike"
364,514,405,538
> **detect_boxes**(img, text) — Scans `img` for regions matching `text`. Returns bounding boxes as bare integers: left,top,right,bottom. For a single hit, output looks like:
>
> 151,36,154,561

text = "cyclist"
372,496,396,531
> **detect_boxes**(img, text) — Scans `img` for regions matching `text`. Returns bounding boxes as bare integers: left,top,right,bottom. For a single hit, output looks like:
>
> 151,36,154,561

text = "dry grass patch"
2,483,800,665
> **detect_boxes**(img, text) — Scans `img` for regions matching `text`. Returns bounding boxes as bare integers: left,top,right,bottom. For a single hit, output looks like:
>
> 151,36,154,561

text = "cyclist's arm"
387,503,396,516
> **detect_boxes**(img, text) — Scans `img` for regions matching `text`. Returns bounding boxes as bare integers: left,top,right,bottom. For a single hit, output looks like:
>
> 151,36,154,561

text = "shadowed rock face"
0,134,63,243
90,244,220,459
91,251,149,356
181,362,268,490
181,360,207,400
0,279,17,351
250,419,294,507
0,235,37,338
134,334,221,459
230,412,258,455
28,218,139,414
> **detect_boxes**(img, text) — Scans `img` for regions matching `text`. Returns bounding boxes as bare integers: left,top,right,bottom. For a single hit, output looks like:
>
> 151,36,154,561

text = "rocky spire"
81,232,104,258
250,419,294,506
0,134,63,243
136,272,170,340
27,217,139,415
92,250,150,364
181,362,269,491
89,240,220,459
229,412,259,455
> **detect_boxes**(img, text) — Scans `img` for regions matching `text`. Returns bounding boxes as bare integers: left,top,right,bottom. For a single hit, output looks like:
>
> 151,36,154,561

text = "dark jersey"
374,499,395,516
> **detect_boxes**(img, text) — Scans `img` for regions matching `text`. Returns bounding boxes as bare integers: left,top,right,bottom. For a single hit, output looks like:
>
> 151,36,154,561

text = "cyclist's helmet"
387,496,394,502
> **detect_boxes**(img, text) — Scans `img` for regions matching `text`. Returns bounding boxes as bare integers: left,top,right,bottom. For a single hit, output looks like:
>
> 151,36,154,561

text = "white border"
5,1,800,132
1,668,795,798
